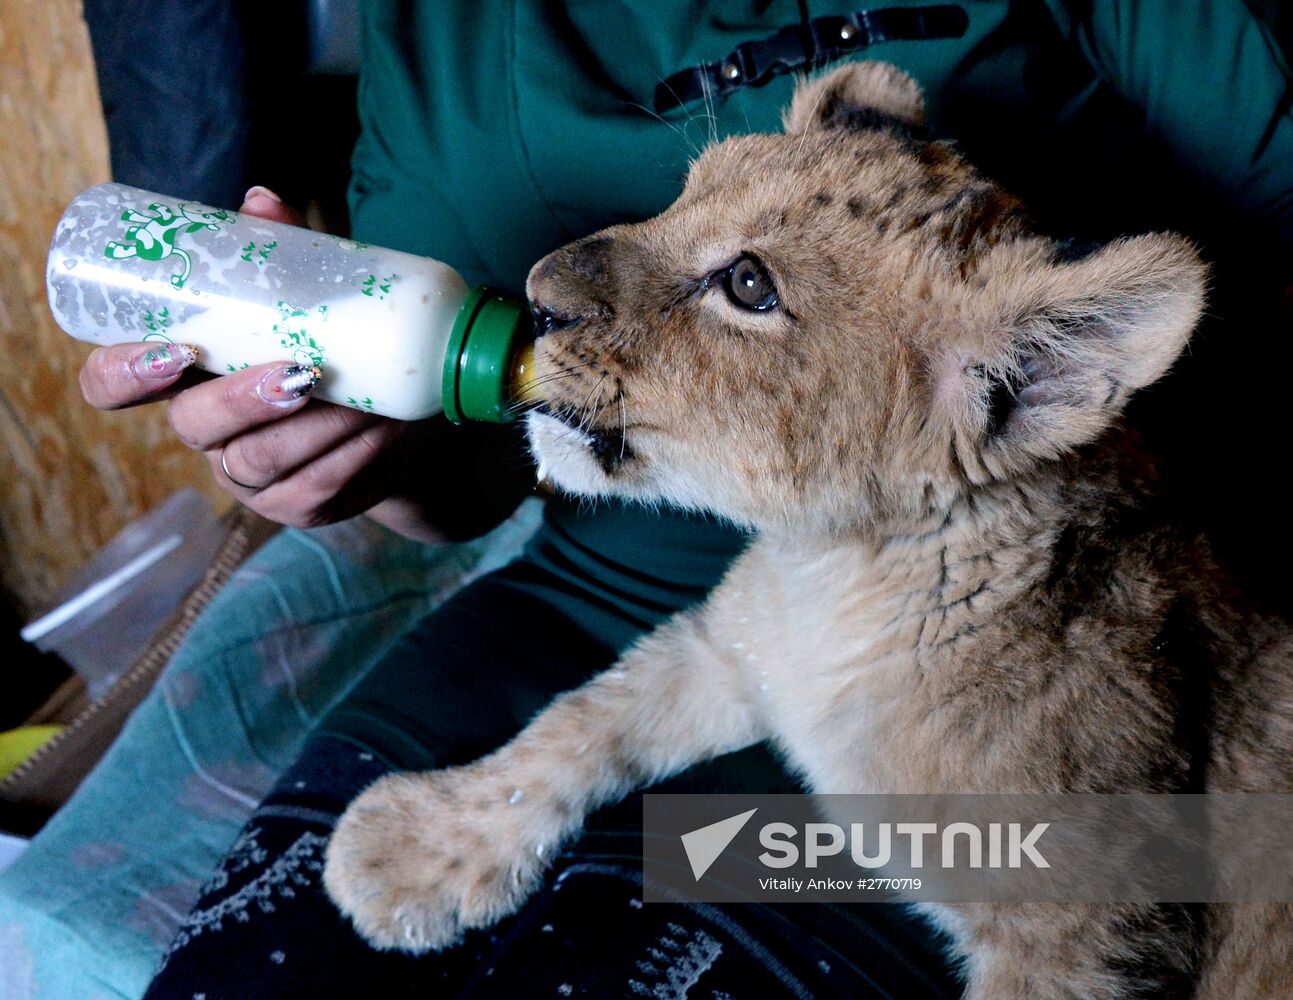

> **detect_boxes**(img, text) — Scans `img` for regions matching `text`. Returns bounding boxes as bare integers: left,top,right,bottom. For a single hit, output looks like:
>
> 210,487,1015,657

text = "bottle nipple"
509,341,540,405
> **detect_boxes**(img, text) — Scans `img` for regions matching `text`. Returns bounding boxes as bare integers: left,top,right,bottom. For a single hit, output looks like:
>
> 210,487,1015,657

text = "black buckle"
654,5,968,114
732,23,813,88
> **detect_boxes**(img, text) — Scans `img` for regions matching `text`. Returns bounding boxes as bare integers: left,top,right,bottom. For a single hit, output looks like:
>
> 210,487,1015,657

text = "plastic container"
19,489,226,701
46,183,536,422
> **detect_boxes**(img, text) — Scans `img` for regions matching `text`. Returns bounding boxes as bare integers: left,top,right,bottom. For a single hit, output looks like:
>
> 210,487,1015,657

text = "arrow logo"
680,808,758,881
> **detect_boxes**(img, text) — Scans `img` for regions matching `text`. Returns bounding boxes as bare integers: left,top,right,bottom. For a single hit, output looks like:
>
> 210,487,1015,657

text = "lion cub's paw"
322,765,558,953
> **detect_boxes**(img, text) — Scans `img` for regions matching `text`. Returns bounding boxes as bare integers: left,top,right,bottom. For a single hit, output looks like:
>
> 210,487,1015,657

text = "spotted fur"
324,63,1293,996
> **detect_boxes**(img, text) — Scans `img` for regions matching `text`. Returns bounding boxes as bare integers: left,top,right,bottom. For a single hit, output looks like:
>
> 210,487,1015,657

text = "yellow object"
510,340,541,403
0,725,63,780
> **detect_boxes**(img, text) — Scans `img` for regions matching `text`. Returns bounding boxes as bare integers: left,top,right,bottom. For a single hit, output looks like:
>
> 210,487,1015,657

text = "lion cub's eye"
723,254,779,312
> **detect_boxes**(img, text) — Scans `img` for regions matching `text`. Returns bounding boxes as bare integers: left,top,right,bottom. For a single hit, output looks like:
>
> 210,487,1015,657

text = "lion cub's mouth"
530,402,632,475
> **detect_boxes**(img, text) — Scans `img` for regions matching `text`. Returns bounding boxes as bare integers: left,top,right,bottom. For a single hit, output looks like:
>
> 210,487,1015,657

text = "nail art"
257,364,322,406
134,343,198,380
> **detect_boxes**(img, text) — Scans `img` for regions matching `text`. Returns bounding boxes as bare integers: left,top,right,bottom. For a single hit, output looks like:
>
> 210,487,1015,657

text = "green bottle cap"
442,286,532,424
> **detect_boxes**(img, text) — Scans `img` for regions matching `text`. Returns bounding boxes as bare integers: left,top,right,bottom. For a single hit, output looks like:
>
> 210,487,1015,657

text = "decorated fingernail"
257,364,322,407
134,343,198,380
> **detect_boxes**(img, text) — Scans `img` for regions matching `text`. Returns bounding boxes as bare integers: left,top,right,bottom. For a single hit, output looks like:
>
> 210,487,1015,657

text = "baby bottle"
46,183,537,422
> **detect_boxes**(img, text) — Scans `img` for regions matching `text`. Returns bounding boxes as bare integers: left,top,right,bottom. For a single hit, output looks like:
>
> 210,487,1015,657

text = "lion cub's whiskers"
512,360,599,397
505,362,603,418
618,390,627,461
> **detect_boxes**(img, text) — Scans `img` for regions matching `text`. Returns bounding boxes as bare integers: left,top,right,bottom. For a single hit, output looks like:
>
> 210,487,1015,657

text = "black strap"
653,5,969,114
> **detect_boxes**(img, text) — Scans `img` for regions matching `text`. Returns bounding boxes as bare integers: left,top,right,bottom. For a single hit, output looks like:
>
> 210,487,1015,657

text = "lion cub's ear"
783,61,926,136
948,234,1206,480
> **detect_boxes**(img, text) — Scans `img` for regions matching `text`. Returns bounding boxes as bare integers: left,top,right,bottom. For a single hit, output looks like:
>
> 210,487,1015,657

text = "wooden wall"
0,0,225,616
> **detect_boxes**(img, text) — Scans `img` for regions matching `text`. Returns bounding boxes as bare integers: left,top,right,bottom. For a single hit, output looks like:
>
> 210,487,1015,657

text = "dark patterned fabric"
146,562,959,997
145,737,960,1000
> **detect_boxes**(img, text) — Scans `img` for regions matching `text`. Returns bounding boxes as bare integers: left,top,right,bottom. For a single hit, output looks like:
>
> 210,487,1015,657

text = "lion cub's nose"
526,234,618,333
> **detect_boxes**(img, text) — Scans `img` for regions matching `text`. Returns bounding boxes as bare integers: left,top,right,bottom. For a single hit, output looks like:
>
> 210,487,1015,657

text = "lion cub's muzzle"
529,397,632,476
525,236,639,476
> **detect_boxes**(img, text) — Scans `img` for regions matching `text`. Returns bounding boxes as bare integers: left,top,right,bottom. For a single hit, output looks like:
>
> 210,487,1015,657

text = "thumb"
240,185,307,227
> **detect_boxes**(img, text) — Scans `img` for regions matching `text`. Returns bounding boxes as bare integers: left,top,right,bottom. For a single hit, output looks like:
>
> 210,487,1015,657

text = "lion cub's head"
525,62,1205,534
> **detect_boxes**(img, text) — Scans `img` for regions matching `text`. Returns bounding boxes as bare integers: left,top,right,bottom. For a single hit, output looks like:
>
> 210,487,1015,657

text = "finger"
216,402,385,492
167,362,321,451
241,185,307,227
223,421,406,526
78,342,199,410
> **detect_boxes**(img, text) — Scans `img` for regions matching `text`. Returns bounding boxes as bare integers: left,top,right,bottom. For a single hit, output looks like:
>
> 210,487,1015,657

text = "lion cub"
325,63,1293,996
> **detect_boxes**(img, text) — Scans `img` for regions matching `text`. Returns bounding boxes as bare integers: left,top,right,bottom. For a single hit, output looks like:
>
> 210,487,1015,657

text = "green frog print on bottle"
104,201,233,289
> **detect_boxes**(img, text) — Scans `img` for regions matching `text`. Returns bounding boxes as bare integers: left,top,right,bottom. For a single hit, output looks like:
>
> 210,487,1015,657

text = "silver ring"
220,447,263,492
